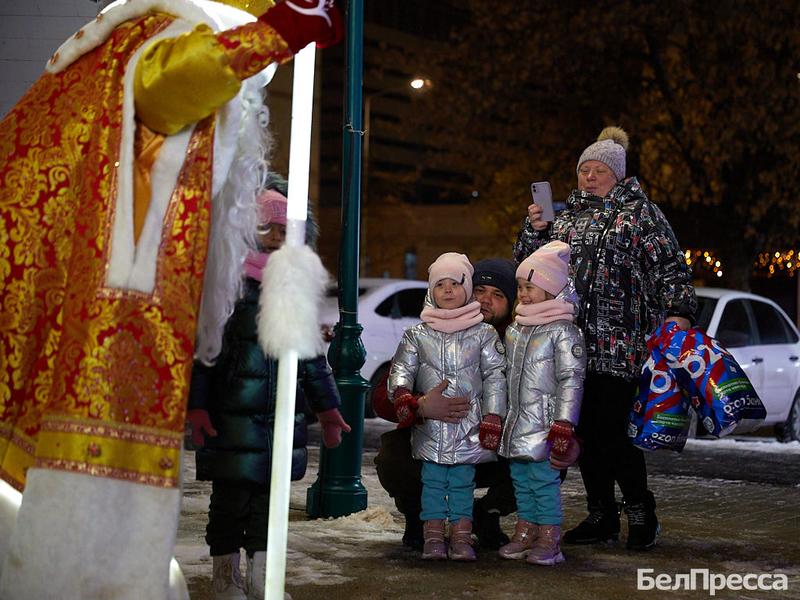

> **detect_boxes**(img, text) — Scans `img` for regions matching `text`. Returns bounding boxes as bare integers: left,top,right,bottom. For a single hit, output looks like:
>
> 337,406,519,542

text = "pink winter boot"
421,519,447,560
498,519,538,560
526,524,565,566
448,518,477,562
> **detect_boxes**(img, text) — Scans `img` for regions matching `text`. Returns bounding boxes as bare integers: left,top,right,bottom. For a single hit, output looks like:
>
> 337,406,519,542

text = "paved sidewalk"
176,441,800,600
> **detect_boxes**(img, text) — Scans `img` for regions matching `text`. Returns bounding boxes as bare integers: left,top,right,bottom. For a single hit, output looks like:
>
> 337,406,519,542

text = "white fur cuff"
258,245,329,359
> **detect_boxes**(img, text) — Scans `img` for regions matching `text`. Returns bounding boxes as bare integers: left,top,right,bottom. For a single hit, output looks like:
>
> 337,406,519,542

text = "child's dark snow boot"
401,512,424,551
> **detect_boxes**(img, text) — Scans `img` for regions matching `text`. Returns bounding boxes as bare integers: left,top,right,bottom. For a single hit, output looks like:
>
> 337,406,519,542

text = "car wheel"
364,363,390,420
775,392,800,442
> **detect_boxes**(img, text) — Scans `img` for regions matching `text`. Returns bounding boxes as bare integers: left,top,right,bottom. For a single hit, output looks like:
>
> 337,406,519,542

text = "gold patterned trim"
0,424,37,456
35,458,177,488
41,416,183,449
0,436,35,489
32,417,183,488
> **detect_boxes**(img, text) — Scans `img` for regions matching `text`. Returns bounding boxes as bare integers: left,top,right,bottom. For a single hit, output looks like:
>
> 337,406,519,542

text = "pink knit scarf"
421,300,484,333
515,299,575,326
244,250,269,282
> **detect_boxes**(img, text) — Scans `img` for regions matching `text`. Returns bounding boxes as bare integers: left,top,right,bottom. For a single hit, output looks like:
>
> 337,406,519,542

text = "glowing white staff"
258,40,325,600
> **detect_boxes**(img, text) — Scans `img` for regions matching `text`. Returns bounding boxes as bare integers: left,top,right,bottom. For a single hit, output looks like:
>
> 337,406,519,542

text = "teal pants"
420,461,475,522
510,459,562,525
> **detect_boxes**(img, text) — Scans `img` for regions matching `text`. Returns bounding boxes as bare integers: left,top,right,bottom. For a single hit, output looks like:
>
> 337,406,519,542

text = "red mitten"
317,407,351,448
260,0,343,53
186,409,217,447
547,420,580,469
393,387,420,429
479,414,503,450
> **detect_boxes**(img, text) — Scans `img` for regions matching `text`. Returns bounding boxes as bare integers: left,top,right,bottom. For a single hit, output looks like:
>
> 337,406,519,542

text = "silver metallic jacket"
388,322,507,465
499,320,586,461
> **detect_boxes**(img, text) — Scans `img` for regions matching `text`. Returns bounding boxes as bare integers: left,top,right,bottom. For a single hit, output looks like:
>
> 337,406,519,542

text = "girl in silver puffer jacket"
498,241,586,566
389,252,507,562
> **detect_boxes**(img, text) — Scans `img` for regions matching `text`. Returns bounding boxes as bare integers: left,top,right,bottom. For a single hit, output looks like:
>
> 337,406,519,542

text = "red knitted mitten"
479,414,503,450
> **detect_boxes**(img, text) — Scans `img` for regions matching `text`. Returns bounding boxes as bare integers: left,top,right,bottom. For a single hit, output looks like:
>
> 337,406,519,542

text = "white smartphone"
531,181,555,222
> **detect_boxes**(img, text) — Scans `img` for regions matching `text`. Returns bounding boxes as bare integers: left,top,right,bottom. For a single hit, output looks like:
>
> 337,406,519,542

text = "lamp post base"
306,472,368,518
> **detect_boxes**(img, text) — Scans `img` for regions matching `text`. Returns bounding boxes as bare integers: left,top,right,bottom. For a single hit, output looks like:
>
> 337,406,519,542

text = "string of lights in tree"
684,249,800,279
684,249,724,279
755,250,800,278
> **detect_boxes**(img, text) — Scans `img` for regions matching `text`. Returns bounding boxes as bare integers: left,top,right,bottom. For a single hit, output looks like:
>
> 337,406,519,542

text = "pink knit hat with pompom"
516,241,571,296
428,252,474,305
256,189,287,227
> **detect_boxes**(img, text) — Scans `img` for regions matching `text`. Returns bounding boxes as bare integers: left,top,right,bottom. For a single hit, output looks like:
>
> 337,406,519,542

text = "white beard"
195,80,272,365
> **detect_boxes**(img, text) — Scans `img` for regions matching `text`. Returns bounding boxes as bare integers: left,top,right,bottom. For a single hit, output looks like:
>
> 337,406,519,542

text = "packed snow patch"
286,506,402,585
685,438,800,454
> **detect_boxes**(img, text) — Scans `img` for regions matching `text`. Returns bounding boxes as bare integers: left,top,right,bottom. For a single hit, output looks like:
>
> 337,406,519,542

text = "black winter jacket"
188,277,340,485
513,177,696,380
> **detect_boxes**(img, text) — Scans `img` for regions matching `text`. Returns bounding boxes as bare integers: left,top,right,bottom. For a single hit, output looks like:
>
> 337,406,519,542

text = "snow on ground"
363,418,800,455
176,443,403,588
685,437,800,453
175,418,800,595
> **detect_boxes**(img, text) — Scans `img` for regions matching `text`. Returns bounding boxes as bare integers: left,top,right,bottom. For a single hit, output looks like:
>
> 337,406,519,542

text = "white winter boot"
246,551,292,600
246,552,265,600
212,552,247,600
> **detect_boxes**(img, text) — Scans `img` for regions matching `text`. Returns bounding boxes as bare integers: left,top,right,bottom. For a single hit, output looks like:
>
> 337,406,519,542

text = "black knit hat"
472,258,517,306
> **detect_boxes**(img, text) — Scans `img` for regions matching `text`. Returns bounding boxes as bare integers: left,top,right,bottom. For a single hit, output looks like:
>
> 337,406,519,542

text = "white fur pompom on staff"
256,40,324,600
258,245,329,360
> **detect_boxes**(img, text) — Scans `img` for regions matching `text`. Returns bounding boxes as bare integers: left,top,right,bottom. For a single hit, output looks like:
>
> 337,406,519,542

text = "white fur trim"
47,0,214,74
0,469,184,600
0,479,21,581
85,1,272,297
105,20,196,293
258,244,330,359
0,480,189,599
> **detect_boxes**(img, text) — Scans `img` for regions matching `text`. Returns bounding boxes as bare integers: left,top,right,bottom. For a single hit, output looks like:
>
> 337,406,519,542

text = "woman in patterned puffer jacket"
513,126,696,552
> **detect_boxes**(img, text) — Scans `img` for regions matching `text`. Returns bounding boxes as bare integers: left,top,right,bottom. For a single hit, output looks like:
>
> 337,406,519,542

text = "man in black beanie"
374,257,518,551
472,258,517,338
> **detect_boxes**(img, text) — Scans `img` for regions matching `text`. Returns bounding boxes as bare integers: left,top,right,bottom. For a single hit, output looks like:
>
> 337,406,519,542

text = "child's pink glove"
547,420,580,470
317,407,351,448
260,0,343,53
186,409,217,447
479,414,503,450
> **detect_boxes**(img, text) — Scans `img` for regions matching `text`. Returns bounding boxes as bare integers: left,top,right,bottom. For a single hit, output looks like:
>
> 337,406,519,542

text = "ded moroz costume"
0,1,341,598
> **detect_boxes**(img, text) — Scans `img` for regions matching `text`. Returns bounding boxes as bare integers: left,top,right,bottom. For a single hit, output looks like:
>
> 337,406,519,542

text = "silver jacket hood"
499,319,586,461
388,321,507,465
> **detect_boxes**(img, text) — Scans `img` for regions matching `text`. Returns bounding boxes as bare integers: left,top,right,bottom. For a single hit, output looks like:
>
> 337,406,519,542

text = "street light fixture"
410,77,432,90
362,77,432,275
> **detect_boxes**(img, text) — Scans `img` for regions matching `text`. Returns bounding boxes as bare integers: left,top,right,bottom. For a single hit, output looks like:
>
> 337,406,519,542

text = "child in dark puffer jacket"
186,174,348,600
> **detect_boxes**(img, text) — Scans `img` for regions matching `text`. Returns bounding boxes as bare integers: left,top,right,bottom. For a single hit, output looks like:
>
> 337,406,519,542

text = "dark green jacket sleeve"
301,354,341,414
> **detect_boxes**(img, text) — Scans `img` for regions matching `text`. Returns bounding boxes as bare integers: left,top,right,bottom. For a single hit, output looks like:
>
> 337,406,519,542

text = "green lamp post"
306,0,369,518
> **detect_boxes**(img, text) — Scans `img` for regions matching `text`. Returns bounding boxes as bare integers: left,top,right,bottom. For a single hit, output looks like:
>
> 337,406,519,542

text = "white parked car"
695,288,800,441
319,278,428,417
